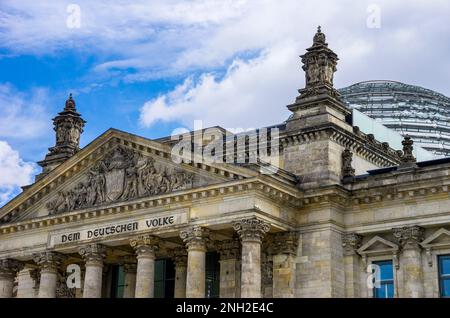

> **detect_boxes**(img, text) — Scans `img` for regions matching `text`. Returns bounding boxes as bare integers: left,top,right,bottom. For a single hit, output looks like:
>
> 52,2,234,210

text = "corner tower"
37,94,86,179
282,27,401,188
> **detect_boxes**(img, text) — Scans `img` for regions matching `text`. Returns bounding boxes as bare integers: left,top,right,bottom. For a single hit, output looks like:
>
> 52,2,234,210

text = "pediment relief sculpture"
46,146,194,215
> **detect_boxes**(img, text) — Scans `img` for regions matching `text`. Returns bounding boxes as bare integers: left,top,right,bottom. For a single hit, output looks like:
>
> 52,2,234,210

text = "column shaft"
17,268,37,298
233,217,270,298
123,263,137,298
180,226,210,298
0,273,14,298
79,244,106,298
33,252,63,298
174,265,187,298
130,235,160,298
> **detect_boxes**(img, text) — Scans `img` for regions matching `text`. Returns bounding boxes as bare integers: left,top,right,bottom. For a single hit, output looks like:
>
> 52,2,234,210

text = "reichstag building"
1,27,450,298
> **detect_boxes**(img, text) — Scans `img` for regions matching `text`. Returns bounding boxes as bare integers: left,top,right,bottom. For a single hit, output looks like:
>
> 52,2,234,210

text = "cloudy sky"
0,0,449,206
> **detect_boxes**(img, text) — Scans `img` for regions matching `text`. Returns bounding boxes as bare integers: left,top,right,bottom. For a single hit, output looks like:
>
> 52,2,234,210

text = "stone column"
180,226,210,298
79,244,106,298
270,232,298,298
233,217,270,298
33,252,64,298
170,247,188,298
394,226,425,298
0,259,23,298
342,233,363,298
217,238,241,298
17,268,39,298
122,259,137,298
130,235,160,298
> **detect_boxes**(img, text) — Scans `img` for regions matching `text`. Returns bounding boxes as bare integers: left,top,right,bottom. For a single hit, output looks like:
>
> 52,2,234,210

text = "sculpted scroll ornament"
47,146,194,215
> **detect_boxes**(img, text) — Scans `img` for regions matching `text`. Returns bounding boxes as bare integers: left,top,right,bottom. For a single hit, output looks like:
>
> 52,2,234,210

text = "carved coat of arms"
47,146,194,215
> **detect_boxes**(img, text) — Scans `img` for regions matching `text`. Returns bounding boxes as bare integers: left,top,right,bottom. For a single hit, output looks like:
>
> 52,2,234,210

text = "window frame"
438,254,450,298
371,259,395,299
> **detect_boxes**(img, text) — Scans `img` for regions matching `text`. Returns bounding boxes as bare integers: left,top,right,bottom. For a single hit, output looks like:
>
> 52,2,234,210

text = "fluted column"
233,217,270,298
217,238,241,298
0,259,23,298
130,235,159,298
342,233,363,298
79,244,106,298
122,260,137,298
33,252,64,298
170,247,188,298
180,226,210,298
270,232,298,298
394,226,425,298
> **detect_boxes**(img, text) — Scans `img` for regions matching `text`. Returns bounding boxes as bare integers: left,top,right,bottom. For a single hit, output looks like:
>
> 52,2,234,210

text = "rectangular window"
373,260,394,298
205,251,220,298
438,255,450,298
154,258,175,298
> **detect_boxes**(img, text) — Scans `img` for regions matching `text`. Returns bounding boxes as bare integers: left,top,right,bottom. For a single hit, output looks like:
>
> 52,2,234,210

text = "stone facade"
0,27,449,298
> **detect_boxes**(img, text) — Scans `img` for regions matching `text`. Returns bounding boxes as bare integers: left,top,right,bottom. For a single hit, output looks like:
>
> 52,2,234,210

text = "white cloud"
0,83,51,140
140,42,299,129
0,141,37,207
1,0,450,130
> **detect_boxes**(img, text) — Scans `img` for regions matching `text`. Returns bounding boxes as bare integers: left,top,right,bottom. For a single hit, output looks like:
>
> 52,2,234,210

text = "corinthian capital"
342,233,363,256
168,247,188,267
180,226,210,251
393,226,425,250
130,235,160,258
33,251,65,272
233,217,270,243
78,244,106,265
0,259,24,278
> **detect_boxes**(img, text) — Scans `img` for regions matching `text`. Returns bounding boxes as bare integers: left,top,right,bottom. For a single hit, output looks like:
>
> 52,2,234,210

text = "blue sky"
1,0,450,206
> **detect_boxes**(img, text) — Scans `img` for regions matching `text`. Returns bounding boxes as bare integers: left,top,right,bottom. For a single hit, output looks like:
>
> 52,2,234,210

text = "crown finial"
65,93,76,111
313,25,326,46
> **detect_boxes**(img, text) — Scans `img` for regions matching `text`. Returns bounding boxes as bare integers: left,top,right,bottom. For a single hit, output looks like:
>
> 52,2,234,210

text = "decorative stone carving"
78,244,106,265
47,145,194,215
400,135,417,167
342,233,363,255
299,26,339,97
130,235,160,256
393,225,425,250
56,272,76,298
169,247,188,266
0,259,24,279
33,252,65,272
342,149,355,178
38,94,86,176
217,238,241,260
180,226,210,251
233,217,270,243
269,232,299,255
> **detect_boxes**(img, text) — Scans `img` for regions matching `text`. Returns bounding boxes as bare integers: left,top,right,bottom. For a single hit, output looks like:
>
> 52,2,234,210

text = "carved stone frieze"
217,238,241,260
33,252,66,272
130,235,160,257
47,146,194,215
0,259,24,279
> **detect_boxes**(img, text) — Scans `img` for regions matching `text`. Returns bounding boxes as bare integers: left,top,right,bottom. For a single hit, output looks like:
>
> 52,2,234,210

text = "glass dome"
339,80,450,157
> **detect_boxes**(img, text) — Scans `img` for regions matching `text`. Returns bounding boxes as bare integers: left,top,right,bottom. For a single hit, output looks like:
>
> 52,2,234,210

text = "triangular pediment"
357,235,399,255
0,129,259,223
421,228,450,249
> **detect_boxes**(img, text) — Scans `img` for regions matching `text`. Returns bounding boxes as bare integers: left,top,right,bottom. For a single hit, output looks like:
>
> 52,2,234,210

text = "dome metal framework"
339,80,450,158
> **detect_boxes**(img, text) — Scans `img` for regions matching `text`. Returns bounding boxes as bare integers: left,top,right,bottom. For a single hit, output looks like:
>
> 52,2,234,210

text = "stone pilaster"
0,259,23,298
169,247,188,298
121,257,137,298
393,226,425,297
180,226,210,298
233,217,270,298
342,233,363,298
270,232,298,298
217,238,241,298
130,235,160,298
33,251,65,298
79,244,106,298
